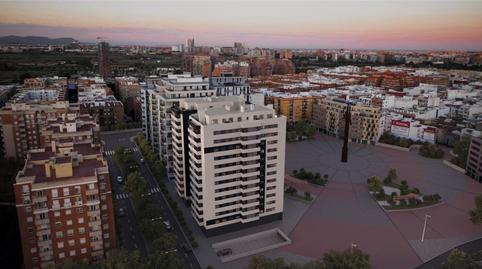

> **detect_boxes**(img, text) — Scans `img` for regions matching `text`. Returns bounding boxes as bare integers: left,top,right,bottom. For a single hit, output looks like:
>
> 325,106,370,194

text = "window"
63,188,69,196
41,234,51,241
80,238,86,244
56,231,63,239
69,250,76,257
30,247,37,254
68,240,75,246
57,242,64,249
78,227,85,234
66,220,72,226
81,248,87,254
67,229,74,236
88,184,95,190
51,189,58,198
78,217,84,224
59,252,65,259
65,209,71,215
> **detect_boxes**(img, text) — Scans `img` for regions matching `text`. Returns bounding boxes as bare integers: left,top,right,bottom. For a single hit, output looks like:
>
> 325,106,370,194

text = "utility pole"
421,214,431,242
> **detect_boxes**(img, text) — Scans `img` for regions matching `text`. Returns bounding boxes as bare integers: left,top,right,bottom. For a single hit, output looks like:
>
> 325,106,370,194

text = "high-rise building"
171,96,286,236
186,38,195,54
13,113,116,269
466,137,482,182
141,74,214,178
98,42,111,78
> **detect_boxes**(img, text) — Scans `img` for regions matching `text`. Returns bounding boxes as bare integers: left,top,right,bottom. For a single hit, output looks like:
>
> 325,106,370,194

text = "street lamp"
421,214,431,242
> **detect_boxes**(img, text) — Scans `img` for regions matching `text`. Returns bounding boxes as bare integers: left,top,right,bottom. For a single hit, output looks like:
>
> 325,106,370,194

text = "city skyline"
0,0,482,50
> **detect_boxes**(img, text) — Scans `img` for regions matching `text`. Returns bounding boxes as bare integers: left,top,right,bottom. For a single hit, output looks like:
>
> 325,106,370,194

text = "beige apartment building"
171,96,286,236
312,98,382,144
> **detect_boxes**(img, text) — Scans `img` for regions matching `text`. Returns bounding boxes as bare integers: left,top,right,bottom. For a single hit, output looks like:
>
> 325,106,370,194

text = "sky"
0,0,481,50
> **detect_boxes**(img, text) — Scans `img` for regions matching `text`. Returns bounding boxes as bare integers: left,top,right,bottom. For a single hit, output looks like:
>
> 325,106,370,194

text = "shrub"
433,193,441,201
399,199,407,206
419,144,444,159
411,188,420,194
401,180,408,186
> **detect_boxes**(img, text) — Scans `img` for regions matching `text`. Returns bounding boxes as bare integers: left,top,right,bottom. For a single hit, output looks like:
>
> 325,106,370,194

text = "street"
101,130,201,269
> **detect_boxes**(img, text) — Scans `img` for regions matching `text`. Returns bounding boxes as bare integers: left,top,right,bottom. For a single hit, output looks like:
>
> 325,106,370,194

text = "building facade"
0,89,70,158
312,99,382,144
141,74,214,178
210,76,250,102
170,96,286,236
14,113,116,269
273,95,321,124
98,42,111,78
467,137,482,182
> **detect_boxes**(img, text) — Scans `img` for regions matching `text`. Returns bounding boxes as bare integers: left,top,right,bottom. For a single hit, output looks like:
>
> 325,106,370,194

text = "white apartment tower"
141,74,214,177
171,96,286,236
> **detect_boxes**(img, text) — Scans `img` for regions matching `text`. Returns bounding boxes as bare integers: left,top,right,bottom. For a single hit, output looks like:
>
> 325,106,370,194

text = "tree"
469,194,482,224
443,248,478,269
419,144,444,159
367,176,383,194
384,168,397,185
285,186,297,196
452,136,471,168
245,256,288,269
323,248,371,269
124,172,149,201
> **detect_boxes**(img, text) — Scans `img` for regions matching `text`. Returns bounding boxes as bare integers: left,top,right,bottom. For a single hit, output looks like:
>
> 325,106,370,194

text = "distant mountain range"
0,35,79,45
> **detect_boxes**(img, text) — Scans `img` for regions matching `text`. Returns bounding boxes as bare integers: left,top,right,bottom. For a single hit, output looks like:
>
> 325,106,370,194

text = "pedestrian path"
104,147,138,156
115,187,162,200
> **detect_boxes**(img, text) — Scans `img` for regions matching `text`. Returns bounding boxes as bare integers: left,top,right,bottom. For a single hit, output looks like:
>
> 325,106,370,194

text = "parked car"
163,220,172,230
116,175,123,183
216,248,232,256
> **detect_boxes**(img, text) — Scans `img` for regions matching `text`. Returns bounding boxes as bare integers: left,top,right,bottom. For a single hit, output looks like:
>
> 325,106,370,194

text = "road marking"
116,193,129,200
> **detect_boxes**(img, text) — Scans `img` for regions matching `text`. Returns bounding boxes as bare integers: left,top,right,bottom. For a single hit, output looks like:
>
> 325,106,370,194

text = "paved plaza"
171,133,482,269
280,134,482,269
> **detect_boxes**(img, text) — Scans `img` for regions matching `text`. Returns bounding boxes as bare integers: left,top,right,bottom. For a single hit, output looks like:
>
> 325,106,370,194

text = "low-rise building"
272,94,322,124
312,99,382,144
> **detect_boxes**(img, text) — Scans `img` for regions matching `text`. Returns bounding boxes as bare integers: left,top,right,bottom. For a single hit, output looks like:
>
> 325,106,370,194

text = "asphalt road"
101,130,201,269
414,237,482,269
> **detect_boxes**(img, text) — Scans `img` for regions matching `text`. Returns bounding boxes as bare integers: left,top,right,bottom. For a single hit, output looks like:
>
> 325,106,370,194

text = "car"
116,175,123,183
216,248,232,257
163,220,172,230
119,208,125,217
140,158,145,164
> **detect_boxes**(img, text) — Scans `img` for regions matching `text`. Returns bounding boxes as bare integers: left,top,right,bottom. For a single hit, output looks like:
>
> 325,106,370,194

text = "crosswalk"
104,147,139,156
115,187,162,200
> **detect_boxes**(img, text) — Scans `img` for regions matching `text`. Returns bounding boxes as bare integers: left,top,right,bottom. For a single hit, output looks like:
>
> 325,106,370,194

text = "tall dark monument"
98,41,112,78
341,104,352,163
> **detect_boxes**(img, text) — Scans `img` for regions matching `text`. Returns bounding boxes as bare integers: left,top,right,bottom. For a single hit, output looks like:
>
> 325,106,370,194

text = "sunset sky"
0,0,481,50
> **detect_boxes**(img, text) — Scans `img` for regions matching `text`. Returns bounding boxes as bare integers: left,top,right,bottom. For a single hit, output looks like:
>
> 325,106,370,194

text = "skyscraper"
186,38,195,53
98,42,111,78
